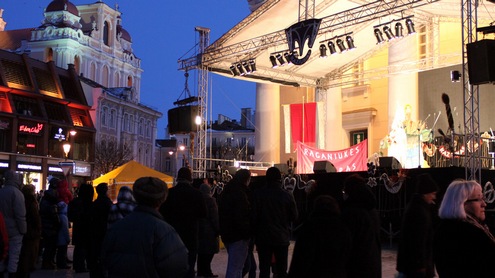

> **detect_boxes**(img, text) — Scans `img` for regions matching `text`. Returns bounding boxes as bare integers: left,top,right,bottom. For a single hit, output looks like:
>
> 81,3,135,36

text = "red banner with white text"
296,140,368,174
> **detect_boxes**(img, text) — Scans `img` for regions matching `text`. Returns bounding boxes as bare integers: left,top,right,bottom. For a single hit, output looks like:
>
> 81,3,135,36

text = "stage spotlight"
450,70,461,82
383,26,395,41
395,22,404,38
269,55,278,68
236,63,246,76
230,65,239,76
406,18,416,35
284,52,293,65
319,44,328,58
249,59,257,72
242,61,252,74
328,41,337,55
276,53,286,66
374,28,385,44
346,35,356,50
336,38,347,52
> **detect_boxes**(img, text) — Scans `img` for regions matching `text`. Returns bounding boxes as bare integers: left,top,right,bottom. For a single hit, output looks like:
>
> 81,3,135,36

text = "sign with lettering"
296,140,368,174
19,123,44,135
0,119,10,130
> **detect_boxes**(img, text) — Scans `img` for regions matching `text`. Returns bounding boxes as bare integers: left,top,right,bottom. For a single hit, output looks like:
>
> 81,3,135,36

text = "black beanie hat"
415,173,439,194
177,167,193,183
266,167,281,182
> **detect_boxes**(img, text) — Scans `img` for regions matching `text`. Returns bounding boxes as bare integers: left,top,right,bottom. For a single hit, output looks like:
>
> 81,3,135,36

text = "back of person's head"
78,183,94,202
48,177,61,190
96,183,109,196
117,186,136,203
177,167,193,183
438,179,479,219
234,169,251,186
342,173,376,208
4,170,23,188
265,167,282,183
22,184,36,197
133,177,168,208
313,195,341,216
415,173,439,194
199,183,212,196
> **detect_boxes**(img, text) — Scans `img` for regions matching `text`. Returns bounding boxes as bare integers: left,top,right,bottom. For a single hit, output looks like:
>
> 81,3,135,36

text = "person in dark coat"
0,170,26,277
160,167,207,278
17,184,42,278
218,169,252,278
396,173,439,278
288,195,352,278
102,176,189,278
252,167,298,278
90,183,113,278
341,174,381,278
67,183,94,273
197,182,220,278
39,185,60,270
54,179,71,269
433,179,495,277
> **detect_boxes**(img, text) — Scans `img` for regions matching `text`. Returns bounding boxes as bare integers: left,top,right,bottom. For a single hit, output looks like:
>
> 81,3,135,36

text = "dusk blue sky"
1,1,257,137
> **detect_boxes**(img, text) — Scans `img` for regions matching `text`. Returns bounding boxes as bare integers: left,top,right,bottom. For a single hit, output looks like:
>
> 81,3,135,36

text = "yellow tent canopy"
92,160,174,201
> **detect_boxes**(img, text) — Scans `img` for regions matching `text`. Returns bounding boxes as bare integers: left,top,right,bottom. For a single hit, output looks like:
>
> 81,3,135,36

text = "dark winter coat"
252,181,298,246
39,188,60,239
159,181,207,253
288,210,352,278
433,218,495,277
396,194,437,277
198,184,220,254
102,205,189,278
217,179,251,244
341,183,381,278
0,171,26,237
67,184,94,246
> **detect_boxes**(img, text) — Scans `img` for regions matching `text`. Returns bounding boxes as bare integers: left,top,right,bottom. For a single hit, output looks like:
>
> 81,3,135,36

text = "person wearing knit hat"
102,177,188,277
160,168,207,278
396,173,439,278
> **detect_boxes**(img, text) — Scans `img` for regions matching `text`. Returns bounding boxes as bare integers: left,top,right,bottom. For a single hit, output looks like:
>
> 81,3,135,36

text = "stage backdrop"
296,140,368,173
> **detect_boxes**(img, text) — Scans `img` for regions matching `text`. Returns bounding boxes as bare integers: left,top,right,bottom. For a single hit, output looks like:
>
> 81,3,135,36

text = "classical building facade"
0,0,161,172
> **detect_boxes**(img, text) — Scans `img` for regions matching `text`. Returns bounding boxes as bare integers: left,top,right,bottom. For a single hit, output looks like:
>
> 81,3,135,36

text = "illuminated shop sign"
48,166,63,173
53,127,66,141
0,162,9,168
19,123,44,135
0,120,10,130
75,164,91,177
17,163,42,171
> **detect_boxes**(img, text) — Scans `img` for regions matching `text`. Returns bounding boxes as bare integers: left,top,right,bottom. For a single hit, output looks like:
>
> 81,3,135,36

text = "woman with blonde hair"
433,179,495,277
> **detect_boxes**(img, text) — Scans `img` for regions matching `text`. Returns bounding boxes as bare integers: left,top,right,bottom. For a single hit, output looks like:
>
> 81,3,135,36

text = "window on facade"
139,118,144,136
74,56,80,75
103,21,110,46
102,66,109,87
90,63,96,80
114,71,120,87
146,120,151,138
127,76,133,87
129,115,134,132
17,133,43,156
123,114,128,131
101,107,108,127
46,48,54,62
0,126,11,152
12,95,41,117
110,109,116,129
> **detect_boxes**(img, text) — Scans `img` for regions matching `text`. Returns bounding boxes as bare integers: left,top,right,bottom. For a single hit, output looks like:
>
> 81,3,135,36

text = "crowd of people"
0,167,494,277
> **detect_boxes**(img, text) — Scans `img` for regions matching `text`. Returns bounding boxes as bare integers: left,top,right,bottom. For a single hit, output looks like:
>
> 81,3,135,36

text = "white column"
320,87,345,151
388,36,419,127
254,83,280,164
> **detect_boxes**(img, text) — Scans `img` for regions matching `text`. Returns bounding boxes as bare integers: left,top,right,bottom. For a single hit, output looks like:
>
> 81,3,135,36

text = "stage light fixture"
276,53,286,66
230,65,239,76
346,35,356,50
395,22,404,38
383,26,395,41
450,70,461,82
405,18,416,35
249,59,257,72
319,44,328,58
236,63,246,76
336,38,347,52
284,52,293,65
374,28,385,44
242,61,251,74
328,41,337,55
269,55,278,68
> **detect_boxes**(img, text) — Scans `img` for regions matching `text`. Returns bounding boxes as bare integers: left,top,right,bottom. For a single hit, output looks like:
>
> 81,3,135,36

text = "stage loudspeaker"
378,157,402,170
227,166,239,175
313,161,336,173
167,105,199,134
467,40,495,85
274,163,289,175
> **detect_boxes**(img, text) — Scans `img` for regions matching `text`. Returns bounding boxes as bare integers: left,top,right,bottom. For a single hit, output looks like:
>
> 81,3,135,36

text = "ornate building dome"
46,0,79,16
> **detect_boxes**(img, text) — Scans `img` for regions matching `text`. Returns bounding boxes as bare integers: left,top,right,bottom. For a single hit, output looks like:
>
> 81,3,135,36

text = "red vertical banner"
290,102,316,151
